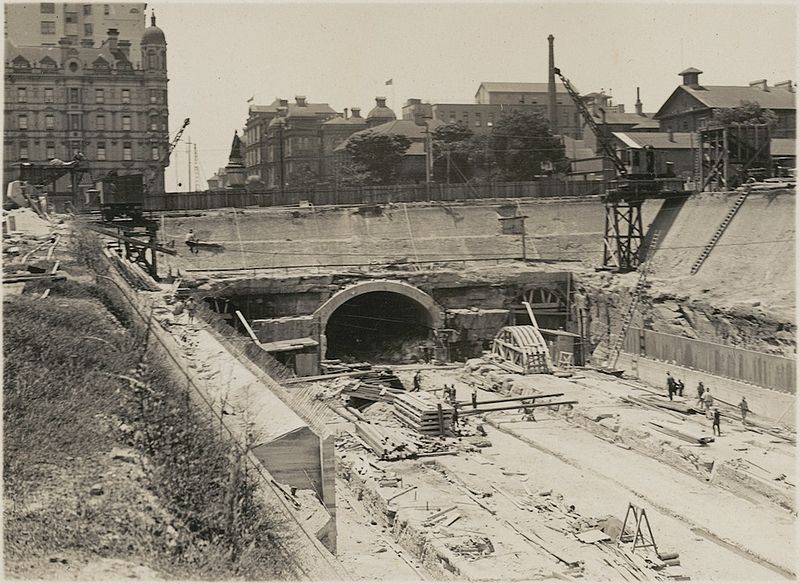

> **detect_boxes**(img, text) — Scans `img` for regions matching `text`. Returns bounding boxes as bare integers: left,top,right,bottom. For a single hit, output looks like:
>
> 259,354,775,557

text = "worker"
712,408,722,436
666,371,676,401
471,388,478,409
186,229,199,254
675,379,685,397
412,370,422,392
702,387,715,418
739,396,750,424
522,405,536,422
696,381,706,407
185,297,197,324
448,385,457,405
451,404,460,432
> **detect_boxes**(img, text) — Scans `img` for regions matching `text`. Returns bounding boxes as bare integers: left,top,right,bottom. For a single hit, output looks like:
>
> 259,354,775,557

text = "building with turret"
3,8,170,196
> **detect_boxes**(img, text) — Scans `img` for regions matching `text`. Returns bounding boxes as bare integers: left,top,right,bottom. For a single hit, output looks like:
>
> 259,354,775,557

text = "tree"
432,124,485,183
345,133,412,185
489,111,567,181
711,101,779,127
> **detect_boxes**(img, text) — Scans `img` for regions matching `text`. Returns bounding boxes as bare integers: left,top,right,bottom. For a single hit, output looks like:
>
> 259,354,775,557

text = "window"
45,87,54,102
475,113,482,127
150,116,159,131
41,3,54,13
104,4,110,15
46,142,55,160
122,115,131,131
97,142,106,160
123,142,132,160
83,4,92,14
149,89,159,104
65,12,78,24
17,87,26,103
121,89,130,104
151,146,159,160
20,143,29,160
449,112,456,123
46,114,55,130
84,23,93,36
18,115,28,130
70,141,81,155
12,56,30,69
95,88,104,103
69,87,80,103
487,113,494,127
39,57,56,70
68,113,82,131
96,115,105,130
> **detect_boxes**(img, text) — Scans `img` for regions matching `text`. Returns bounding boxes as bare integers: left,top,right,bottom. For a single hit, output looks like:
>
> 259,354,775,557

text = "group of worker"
666,371,751,437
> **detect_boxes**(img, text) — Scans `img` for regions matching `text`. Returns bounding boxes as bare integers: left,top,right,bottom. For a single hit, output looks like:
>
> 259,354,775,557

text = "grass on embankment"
3,238,298,580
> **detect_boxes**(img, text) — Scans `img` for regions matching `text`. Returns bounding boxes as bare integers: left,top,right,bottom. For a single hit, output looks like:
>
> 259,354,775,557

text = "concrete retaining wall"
617,352,796,428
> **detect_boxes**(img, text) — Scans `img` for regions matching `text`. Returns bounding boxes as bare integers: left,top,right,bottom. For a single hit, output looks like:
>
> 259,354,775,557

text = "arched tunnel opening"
324,291,434,364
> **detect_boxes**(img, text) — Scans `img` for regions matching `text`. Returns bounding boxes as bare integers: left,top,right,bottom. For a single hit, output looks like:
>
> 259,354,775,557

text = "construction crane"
146,117,190,194
554,67,685,272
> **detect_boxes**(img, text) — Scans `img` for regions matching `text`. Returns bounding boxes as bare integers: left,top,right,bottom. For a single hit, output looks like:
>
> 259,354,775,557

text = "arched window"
147,51,157,69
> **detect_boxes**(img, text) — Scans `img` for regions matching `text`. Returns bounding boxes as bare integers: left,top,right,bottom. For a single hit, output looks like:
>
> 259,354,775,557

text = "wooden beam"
85,224,177,255
457,393,564,407
235,310,260,344
459,400,578,416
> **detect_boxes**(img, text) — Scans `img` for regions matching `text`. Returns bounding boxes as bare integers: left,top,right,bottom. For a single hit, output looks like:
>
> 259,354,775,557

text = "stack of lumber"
393,393,453,435
321,359,373,374
354,421,419,461
627,394,697,415
342,380,405,403
102,248,160,291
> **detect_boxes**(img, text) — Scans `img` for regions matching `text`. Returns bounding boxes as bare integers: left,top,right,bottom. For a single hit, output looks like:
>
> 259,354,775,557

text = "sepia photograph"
2,0,796,581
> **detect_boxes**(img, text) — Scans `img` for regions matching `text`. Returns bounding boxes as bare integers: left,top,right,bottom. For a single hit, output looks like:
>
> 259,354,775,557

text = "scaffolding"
699,124,772,191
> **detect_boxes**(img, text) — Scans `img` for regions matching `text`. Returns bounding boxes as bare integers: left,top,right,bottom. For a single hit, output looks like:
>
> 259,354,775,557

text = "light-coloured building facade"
4,12,170,194
5,2,148,67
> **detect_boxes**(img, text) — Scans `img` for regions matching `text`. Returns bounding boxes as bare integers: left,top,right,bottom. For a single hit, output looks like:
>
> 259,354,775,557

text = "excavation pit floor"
318,364,797,581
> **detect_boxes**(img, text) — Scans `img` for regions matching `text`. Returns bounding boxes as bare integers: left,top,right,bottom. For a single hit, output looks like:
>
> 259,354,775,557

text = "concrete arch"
313,280,443,360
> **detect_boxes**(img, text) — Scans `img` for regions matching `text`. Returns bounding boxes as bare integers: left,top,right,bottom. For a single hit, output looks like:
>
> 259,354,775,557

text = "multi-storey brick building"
3,9,170,195
5,2,148,67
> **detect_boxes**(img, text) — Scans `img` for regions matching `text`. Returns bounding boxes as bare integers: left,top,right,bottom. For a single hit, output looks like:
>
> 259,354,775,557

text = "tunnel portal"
324,291,434,363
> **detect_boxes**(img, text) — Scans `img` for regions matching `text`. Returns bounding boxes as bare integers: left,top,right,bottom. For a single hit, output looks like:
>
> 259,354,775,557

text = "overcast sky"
153,1,797,191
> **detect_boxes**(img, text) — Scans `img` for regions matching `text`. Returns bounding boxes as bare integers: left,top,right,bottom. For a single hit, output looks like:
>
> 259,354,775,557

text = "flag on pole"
246,96,254,103
385,79,393,86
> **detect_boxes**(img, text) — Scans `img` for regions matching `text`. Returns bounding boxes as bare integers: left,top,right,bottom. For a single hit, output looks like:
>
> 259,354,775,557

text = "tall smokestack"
635,87,643,115
548,34,559,135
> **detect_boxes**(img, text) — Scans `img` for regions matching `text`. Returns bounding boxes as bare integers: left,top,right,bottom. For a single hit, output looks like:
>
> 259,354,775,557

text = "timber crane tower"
554,68,686,272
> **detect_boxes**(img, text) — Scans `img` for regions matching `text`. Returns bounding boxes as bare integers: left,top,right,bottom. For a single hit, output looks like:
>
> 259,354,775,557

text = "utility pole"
424,118,433,200
446,149,451,186
186,137,193,192
278,120,286,199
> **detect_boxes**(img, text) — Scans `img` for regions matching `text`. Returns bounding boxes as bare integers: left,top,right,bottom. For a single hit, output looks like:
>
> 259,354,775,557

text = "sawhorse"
619,502,658,555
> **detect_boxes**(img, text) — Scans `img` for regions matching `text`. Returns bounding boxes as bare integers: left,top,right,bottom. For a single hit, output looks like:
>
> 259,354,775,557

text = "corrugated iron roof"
612,132,695,149
656,85,796,119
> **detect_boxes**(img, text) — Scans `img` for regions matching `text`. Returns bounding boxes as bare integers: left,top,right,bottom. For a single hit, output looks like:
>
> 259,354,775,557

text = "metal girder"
602,201,644,272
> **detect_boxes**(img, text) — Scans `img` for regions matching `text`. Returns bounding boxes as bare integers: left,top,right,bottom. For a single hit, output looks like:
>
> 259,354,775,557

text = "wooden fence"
623,327,796,394
144,179,606,211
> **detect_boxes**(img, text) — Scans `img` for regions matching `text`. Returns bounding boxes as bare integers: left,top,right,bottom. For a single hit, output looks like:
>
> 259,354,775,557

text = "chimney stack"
351,107,361,118
376,96,387,108
635,87,643,115
668,130,675,142
617,104,625,114
118,39,131,58
106,28,119,52
279,98,289,108
343,108,348,119
295,95,307,107
774,80,795,92
547,34,559,134
749,79,768,91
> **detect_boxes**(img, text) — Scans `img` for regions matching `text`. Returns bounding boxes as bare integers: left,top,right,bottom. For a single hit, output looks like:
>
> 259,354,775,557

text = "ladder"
690,185,751,275
608,231,659,369
619,503,659,555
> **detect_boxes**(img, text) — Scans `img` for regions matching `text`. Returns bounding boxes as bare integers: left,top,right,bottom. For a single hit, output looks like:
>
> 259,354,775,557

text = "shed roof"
612,132,695,149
